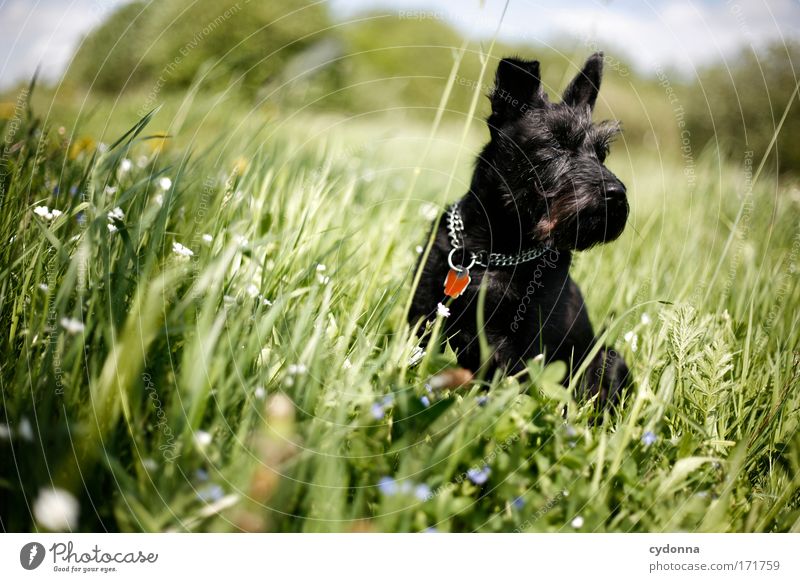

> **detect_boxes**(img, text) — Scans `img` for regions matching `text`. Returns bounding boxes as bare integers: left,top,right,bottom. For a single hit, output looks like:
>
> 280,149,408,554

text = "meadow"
1,74,799,532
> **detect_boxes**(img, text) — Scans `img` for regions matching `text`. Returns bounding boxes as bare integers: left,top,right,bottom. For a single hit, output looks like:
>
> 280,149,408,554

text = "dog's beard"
537,192,629,250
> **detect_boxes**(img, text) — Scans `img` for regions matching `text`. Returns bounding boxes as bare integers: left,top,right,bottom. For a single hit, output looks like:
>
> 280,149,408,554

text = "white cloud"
333,0,800,75
0,0,126,88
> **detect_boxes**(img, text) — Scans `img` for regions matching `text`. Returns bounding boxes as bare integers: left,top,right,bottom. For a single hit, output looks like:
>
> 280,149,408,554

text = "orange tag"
444,268,470,298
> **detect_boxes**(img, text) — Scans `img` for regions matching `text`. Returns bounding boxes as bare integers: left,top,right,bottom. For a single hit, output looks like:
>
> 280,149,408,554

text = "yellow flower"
148,134,170,154
68,136,95,160
0,102,15,119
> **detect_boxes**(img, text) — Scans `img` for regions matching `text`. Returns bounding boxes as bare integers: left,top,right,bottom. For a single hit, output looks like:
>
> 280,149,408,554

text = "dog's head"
481,53,628,251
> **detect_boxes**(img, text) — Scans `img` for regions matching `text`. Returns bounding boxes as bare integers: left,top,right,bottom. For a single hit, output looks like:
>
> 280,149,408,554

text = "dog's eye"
589,121,620,162
595,143,610,162
547,118,585,151
593,137,612,162
559,130,585,151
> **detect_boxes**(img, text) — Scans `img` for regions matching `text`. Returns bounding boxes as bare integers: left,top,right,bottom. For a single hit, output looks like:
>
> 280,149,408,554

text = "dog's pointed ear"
563,52,603,111
489,57,544,126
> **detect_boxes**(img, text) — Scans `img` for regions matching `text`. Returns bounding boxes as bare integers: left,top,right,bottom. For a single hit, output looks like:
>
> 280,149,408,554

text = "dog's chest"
464,269,524,303
440,252,572,327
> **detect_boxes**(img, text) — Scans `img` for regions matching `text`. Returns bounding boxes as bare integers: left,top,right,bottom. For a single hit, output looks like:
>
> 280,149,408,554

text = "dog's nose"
604,182,626,201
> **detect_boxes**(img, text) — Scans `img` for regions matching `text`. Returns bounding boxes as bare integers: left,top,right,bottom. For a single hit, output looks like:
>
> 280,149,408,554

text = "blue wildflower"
512,496,525,510
420,395,431,407
378,476,397,496
371,395,394,419
641,431,657,447
194,468,209,482
423,527,438,533
414,483,432,501
197,483,224,502
371,402,385,420
477,396,488,407
467,465,491,485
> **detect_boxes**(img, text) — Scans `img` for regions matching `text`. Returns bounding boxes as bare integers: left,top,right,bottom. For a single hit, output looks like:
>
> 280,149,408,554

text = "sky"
1,0,798,88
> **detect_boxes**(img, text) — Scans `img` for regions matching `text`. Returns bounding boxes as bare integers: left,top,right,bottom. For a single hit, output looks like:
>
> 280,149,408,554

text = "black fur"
409,53,630,407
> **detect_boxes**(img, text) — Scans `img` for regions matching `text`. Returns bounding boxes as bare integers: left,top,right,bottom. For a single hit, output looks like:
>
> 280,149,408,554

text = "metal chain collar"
445,202,550,269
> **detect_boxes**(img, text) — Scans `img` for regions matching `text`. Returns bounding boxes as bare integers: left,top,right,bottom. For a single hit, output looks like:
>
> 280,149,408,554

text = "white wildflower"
343,358,352,370
287,364,307,375
107,223,118,233
254,386,266,399
415,245,423,254
246,284,260,298
119,158,133,173
419,202,438,220
33,205,62,221
640,313,651,325
18,417,33,441
38,283,49,292
571,516,584,529
104,185,117,195
153,194,164,207
158,177,172,190
234,234,248,248
136,155,149,168
60,317,85,334
623,331,638,352
408,346,425,367
201,233,213,244
316,264,327,272
33,488,79,531
172,241,194,258
108,206,124,221
193,430,212,448
436,303,450,318
317,274,330,285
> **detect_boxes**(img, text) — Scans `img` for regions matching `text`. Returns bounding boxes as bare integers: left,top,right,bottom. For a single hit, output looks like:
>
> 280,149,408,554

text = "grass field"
1,77,799,533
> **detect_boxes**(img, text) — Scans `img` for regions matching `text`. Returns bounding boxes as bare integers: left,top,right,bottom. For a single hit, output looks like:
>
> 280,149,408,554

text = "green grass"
1,77,799,533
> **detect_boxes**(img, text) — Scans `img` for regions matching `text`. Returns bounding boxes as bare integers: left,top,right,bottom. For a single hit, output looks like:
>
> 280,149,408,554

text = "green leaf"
541,361,567,385
657,457,718,496
539,380,571,403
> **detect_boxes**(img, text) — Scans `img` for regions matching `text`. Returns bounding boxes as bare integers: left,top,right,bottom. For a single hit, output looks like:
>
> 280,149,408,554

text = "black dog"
409,53,630,406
